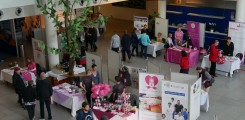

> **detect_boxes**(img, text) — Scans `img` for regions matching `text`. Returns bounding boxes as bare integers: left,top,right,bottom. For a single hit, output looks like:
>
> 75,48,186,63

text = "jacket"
199,70,212,82
110,34,120,48
180,56,189,69
209,44,219,62
76,109,94,120
12,72,26,94
223,42,234,56
131,32,139,45
138,34,150,46
36,79,53,100
23,85,37,103
121,34,131,50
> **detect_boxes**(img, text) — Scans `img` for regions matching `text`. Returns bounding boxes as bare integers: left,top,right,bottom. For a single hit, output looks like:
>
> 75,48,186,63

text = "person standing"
196,67,213,92
174,27,184,46
36,72,53,120
84,27,90,51
121,30,132,62
88,26,97,52
12,67,26,107
76,102,94,120
209,40,220,77
156,32,164,43
23,80,37,120
98,13,106,34
80,69,94,106
26,57,37,76
131,28,139,56
138,30,151,60
91,64,100,85
180,50,189,74
110,31,120,52
223,37,234,56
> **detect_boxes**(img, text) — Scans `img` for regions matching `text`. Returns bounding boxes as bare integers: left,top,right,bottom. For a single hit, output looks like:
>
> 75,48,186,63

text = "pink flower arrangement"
91,84,111,98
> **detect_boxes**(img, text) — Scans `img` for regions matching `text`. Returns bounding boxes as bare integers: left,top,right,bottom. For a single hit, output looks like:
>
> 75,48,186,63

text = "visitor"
180,50,189,74
109,76,125,102
131,28,139,56
174,112,184,120
182,32,192,48
23,80,37,120
182,108,188,120
12,67,26,107
141,24,149,35
120,66,131,86
91,64,100,85
84,27,89,51
26,57,37,75
209,40,220,77
174,100,183,114
36,72,53,120
223,37,234,56
138,29,151,60
156,32,164,43
121,30,132,62
88,25,97,52
76,102,94,120
175,27,184,46
80,69,95,105
196,67,213,92
165,33,174,48
110,31,120,53
98,13,106,34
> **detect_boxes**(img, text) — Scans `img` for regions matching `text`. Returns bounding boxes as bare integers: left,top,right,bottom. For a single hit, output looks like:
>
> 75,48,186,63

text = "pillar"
158,0,167,19
236,0,245,22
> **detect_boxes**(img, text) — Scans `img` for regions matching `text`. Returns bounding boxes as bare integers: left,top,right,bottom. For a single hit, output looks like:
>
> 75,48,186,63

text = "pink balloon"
99,90,107,96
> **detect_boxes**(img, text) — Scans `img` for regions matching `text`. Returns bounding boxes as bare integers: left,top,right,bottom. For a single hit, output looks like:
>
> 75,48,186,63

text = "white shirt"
167,37,174,46
110,34,120,48
174,115,184,120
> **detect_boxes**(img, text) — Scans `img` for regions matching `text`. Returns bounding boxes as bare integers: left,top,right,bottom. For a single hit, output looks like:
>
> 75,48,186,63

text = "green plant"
149,11,160,25
36,0,107,75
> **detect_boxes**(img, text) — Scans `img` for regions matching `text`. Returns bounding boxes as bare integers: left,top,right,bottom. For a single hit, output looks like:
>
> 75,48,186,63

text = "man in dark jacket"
76,102,94,120
131,28,139,56
36,72,53,120
88,25,97,52
121,30,131,62
223,37,234,56
12,67,26,106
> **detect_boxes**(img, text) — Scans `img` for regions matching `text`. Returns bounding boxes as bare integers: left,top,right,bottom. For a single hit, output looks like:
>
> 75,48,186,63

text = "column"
158,0,167,19
236,0,245,22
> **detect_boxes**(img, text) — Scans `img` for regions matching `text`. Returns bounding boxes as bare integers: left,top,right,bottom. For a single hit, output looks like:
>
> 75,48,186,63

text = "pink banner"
187,21,200,48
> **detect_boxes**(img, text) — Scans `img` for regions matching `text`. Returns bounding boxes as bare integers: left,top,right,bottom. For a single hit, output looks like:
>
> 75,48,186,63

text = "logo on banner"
191,23,196,29
145,75,158,90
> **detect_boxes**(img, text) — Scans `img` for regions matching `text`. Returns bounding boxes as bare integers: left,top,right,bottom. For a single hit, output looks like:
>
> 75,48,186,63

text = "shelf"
187,13,225,19
166,10,183,14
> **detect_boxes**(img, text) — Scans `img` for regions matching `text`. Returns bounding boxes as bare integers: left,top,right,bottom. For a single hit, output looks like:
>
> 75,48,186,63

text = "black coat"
23,85,37,102
36,79,53,100
223,42,234,56
121,34,131,50
131,32,139,46
88,27,97,42
12,72,26,94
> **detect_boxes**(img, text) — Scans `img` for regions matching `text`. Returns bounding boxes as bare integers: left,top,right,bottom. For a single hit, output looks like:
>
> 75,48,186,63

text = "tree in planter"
36,0,107,75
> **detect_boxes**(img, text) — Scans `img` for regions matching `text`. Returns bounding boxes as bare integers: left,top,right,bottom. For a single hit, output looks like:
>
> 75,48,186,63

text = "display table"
92,108,138,120
147,42,164,58
201,55,240,77
166,46,200,68
0,68,36,84
52,83,86,117
200,90,209,112
47,67,85,81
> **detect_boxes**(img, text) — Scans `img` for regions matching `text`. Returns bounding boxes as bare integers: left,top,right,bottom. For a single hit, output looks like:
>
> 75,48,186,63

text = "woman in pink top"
175,27,184,46
26,58,37,76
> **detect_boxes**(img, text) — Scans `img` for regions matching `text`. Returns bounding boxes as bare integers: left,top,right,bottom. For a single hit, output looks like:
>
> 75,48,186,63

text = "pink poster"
187,21,200,48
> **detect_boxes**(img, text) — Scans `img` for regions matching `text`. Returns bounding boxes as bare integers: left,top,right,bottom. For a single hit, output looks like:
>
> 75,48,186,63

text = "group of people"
162,99,188,120
84,26,98,52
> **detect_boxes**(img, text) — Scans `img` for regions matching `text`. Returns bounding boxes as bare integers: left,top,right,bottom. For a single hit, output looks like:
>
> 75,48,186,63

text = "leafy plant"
36,0,107,75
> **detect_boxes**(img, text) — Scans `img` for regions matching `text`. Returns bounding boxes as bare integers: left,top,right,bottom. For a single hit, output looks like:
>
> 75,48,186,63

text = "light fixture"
15,7,22,16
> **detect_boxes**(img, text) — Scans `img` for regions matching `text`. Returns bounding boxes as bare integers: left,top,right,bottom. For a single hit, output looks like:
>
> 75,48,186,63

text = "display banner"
139,73,164,120
228,22,245,61
162,81,189,120
32,38,46,68
134,16,148,30
187,21,200,48
189,78,202,120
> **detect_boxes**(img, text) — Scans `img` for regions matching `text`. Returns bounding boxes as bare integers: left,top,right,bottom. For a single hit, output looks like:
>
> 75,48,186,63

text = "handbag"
217,55,225,64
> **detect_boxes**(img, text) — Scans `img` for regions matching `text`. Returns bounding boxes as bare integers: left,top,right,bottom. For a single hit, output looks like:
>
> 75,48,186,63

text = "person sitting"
223,37,234,56
196,67,213,92
76,102,94,120
156,32,165,43
180,50,189,74
26,57,37,75
109,76,125,102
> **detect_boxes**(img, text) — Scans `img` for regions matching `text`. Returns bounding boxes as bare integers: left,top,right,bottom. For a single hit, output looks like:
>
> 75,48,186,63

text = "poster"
187,21,200,48
134,16,148,30
139,73,164,120
162,81,189,120
228,22,245,60
125,65,147,88
189,78,202,120
32,38,46,68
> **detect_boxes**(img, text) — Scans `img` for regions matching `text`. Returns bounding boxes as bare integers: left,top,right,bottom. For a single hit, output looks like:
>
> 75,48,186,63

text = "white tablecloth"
0,68,36,84
147,43,164,58
93,110,139,120
47,67,85,81
201,55,241,77
200,90,209,112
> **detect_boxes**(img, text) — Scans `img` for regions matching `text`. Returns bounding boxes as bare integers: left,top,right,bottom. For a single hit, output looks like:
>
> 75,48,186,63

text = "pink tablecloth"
166,47,200,68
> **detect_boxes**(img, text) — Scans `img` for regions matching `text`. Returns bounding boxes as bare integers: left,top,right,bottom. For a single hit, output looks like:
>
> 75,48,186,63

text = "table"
92,108,138,120
47,67,85,81
201,55,240,77
200,90,209,112
147,42,164,58
0,68,36,84
166,46,200,68
52,83,86,117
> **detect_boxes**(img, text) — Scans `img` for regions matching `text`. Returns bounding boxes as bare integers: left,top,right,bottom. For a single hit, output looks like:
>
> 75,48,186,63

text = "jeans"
209,62,216,76
141,45,148,59
122,48,131,61
25,104,35,120
40,99,52,119
131,44,138,56
111,48,119,53
180,69,189,74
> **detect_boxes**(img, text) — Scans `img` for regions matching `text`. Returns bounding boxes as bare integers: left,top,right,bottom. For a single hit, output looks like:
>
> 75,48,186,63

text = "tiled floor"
1,19,245,120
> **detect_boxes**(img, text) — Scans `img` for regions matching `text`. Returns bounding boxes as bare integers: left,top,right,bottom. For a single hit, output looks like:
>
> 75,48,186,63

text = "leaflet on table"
189,78,202,120
162,81,189,120
134,16,148,30
139,73,164,120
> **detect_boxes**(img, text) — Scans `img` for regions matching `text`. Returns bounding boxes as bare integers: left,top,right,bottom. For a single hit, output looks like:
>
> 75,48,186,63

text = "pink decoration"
91,93,97,98
145,75,158,90
91,83,111,98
